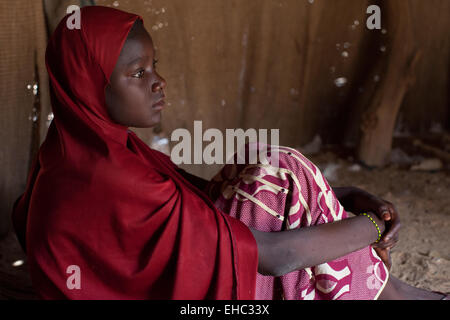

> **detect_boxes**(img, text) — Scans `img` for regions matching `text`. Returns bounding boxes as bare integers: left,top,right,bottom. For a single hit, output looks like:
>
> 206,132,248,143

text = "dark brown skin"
105,20,166,128
333,186,401,269
104,22,446,299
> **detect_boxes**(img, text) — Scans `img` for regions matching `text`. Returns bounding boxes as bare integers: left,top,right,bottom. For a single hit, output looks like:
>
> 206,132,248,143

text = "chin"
133,113,162,128
134,122,160,129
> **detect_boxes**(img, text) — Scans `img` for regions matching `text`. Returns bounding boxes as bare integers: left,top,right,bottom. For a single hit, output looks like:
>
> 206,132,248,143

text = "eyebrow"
126,55,154,68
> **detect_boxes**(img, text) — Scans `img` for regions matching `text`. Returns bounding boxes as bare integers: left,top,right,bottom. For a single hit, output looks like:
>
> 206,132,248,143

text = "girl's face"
105,23,166,128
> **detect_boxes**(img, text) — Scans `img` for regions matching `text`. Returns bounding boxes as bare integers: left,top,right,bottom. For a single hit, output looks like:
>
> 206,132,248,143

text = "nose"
151,75,167,93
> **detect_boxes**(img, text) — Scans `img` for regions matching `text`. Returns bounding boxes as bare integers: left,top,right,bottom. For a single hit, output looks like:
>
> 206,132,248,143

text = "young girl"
12,6,446,300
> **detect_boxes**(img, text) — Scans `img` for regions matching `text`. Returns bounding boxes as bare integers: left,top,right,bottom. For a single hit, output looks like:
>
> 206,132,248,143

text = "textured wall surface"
0,0,48,236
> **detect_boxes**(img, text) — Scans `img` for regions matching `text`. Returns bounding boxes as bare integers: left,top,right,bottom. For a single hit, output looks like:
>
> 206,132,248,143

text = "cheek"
117,85,149,115
106,80,160,127
124,82,148,103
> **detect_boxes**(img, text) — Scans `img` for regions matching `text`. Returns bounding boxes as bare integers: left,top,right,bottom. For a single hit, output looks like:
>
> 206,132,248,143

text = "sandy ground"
1,136,449,298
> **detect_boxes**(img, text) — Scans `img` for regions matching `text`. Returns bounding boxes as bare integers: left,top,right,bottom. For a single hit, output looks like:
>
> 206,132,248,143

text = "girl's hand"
349,188,401,250
374,247,392,271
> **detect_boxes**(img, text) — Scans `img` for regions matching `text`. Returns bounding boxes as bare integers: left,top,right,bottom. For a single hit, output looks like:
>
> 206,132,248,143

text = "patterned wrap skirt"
205,143,389,300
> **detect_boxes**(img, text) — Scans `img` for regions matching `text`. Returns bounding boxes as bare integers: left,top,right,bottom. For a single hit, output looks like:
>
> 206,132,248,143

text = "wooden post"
357,1,421,167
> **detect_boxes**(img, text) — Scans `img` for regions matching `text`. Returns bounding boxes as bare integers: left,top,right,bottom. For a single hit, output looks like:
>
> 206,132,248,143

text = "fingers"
377,201,401,248
374,221,400,248
384,210,401,241
374,247,391,270
376,199,397,219
377,200,396,221
359,193,402,249
378,206,391,221
377,225,400,248
375,236,398,249
384,220,401,242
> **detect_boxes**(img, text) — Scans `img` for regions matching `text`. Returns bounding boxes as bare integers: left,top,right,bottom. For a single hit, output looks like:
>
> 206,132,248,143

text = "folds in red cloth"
11,6,257,300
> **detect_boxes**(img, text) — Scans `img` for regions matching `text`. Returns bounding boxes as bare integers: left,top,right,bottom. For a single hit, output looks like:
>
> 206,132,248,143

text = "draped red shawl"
11,6,257,300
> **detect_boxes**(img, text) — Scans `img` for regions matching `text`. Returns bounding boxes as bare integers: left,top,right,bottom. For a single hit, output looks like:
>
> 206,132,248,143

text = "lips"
152,99,166,110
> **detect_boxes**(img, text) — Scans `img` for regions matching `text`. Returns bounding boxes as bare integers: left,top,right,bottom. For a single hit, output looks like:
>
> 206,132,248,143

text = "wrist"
361,212,386,243
369,212,386,233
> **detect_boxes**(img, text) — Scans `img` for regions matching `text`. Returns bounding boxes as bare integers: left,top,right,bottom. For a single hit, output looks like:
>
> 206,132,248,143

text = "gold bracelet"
361,212,382,243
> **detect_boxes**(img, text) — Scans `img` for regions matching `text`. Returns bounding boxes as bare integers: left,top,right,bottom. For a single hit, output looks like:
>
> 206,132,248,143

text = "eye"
153,59,158,68
132,69,145,79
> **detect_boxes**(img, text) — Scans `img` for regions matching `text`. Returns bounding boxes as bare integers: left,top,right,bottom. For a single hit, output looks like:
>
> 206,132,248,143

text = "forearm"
251,212,385,276
332,186,373,214
331,186,357,212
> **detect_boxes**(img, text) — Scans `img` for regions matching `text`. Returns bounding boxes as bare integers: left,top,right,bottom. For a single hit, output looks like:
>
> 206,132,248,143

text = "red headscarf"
12,6,257,300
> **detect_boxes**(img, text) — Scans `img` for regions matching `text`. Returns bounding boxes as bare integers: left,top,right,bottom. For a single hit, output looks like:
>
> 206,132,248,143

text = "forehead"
117,27,154,67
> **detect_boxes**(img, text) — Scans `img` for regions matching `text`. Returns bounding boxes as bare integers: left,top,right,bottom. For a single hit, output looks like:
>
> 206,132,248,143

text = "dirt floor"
0,134,449,299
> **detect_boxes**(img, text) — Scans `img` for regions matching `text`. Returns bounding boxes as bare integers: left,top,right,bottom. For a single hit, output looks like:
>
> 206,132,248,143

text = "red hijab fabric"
12,6,257,300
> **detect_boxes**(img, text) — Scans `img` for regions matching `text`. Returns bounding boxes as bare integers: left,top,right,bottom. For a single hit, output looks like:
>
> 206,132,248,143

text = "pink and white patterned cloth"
206,143,389,300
